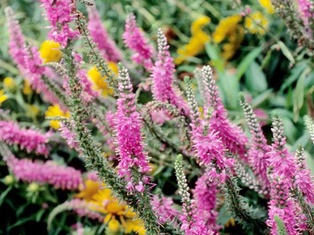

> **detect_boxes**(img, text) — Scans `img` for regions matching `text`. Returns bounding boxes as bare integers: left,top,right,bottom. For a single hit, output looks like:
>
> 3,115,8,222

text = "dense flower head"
39,0,79,46
193,169,223,231
239,94,270,187
24,46,61,104
151,196,180,225
87,5,122,62
294,147,314,205
151,29,190,117
0,120,51,156
202,66,248,158
267,175,301,235
115,66,150,189
8,157,82,190
5,7,28,75
268,115,297,179
123,13,154,70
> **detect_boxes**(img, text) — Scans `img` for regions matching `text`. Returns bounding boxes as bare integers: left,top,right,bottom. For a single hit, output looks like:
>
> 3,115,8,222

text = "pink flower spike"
5,7,28,76
39,0,79,46
151,195,180,225
151,29,190,117
8,157,82,190
202,66,248,158
87,5,122,62
123,13,154,70
114,66,150,188
193,169,222,232
0,120,51,156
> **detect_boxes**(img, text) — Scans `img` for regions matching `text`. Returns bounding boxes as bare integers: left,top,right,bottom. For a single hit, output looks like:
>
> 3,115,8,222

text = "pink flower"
25,46,61,104
193,169,223,232
267,175,301,235
77,68,99,103
87,5,122,62
123,13,154,70
0,120,51,156
202,66,248,158
66,199,104,222
8,157,82,190
40,0,79,46
5,7,28,76
297,0,314,37
114,66,150,189
59,123,79,150
151,196,180,225
151,29,190,117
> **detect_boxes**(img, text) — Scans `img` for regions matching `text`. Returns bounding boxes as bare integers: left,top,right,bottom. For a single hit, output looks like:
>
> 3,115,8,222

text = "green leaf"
277,41,295,65
0,186,12,207
279,62,307,93
245,61,268,93
236,47,263,81
293,71,306,122
205,43,224,72
217,71,239,109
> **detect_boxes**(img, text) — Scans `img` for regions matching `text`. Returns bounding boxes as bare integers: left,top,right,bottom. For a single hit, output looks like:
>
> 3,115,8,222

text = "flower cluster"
0,120,51,156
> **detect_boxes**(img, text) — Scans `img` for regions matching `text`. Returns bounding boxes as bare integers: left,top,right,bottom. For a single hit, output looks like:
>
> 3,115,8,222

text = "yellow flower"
259,0,275,14
108,218,120,233
75,179,102,201
23,80,32,95
212,15,242,44
175,16,211,64
87,64,117,97
245,11,269,35
45,104,70,129
39,40,62,64
212,15,244,60
3,77,16,91
0,90,8,105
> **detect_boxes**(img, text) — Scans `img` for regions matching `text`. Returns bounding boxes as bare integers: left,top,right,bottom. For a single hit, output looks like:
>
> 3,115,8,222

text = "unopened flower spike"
175,155,214,235
202,65,248,158
268,113,297,179
304,115,314,144
115,65,150,191
151,29,190,117
294,145,314,205
239,93,270,188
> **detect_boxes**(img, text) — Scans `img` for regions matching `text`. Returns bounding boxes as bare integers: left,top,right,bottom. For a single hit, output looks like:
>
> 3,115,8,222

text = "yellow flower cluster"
259,0,275,14
76,179,146,235
0,90,7,106
87,63,117,97
39,40,62,64
245,11,269,35
45,104,70,129
212,15,244,60
175,16,211,64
